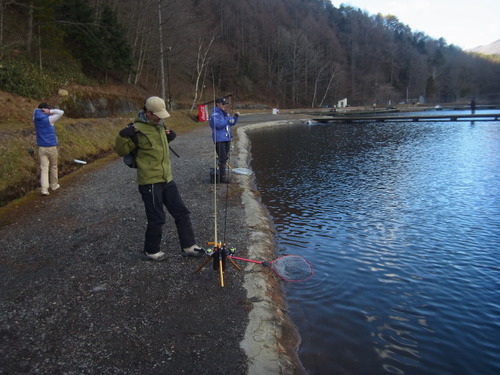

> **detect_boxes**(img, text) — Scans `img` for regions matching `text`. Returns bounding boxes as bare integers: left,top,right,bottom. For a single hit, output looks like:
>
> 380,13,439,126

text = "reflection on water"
248,111,500,375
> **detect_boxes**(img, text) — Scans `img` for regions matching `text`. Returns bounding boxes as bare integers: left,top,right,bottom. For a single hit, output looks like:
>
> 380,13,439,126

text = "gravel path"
0,113,311,374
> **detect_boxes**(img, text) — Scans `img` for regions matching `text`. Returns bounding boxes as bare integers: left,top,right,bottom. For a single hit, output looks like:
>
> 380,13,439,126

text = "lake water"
247,110,500,375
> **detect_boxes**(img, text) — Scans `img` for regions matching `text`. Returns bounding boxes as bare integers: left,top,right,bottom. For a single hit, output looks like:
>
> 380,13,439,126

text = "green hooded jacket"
115,112,173,185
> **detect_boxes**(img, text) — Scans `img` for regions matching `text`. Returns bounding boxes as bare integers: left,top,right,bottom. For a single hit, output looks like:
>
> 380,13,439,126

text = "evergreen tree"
98,5,133,76
56,0,132,78
57,0,101,75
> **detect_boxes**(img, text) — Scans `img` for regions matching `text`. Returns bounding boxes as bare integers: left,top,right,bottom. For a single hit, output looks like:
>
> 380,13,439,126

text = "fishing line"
211,70,218,254
194,73,238,287
197,89,314,287
210,70,231,284
220,103,236,246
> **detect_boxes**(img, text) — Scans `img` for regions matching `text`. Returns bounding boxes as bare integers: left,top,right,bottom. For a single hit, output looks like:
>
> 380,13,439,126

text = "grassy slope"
0,89,205,207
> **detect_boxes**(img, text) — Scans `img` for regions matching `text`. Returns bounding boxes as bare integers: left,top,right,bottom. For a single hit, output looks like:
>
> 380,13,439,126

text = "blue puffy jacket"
209,106,239,142
33,108,64,147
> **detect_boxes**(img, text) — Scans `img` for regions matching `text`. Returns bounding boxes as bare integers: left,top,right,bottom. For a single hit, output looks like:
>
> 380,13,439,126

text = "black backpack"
123,123,139,168
122,123,179,168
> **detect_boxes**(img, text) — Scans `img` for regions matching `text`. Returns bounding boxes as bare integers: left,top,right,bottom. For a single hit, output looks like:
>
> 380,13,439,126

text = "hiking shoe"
41,189,50,196
181,245,204,257
144,251,168,262
51,184,60,191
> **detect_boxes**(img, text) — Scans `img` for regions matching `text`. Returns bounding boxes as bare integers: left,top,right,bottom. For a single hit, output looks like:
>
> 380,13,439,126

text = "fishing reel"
204,246,235,256
203,244,236,271
194,242,241,287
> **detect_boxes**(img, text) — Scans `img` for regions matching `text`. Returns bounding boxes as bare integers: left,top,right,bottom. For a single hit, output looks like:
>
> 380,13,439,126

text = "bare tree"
318,69,337,108
1,0,500,108
158,0,166,99
126,1,149,84
190,33,215,113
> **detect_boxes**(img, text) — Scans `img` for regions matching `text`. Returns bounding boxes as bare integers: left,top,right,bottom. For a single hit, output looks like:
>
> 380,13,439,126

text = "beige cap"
145,96,170,119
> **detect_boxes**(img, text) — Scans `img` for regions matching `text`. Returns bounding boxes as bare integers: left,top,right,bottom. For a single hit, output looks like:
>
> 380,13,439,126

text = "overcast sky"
329,0,500,50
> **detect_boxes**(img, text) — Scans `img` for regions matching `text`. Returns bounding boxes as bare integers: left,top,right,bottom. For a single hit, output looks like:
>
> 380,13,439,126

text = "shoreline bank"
235,119,311,374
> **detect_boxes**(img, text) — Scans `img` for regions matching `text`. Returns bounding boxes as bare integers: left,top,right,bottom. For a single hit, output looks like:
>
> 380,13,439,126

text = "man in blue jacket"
33,102,64,196
209,97,239,183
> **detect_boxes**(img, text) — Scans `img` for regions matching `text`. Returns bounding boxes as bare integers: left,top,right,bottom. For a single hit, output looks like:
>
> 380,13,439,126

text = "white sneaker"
182,245,204,257
144,251,168,261
51,184,60,191
41,189,50,196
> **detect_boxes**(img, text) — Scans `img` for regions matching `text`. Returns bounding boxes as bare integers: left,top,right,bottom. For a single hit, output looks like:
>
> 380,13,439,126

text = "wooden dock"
312,113,500,123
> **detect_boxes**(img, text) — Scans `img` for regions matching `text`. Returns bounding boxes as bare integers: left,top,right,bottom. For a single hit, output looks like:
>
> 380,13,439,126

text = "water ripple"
249,117,500,375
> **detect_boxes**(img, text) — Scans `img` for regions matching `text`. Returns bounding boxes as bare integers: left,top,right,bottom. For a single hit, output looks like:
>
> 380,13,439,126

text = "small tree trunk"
319,70,337,108
38,24,42,70
158,0,166,100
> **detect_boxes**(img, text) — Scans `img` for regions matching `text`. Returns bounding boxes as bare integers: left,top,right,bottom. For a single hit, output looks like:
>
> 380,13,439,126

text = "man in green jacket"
115,96,203,261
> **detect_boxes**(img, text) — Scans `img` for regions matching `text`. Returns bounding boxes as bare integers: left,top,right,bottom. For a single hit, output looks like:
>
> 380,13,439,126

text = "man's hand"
166,129,176,142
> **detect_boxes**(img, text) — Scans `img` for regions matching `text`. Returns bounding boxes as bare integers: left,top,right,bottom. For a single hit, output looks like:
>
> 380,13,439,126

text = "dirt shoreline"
0,113,312,374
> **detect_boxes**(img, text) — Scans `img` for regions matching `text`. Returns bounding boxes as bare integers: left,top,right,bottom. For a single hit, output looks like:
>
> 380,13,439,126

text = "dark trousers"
216,141,231,176
139,181,195,253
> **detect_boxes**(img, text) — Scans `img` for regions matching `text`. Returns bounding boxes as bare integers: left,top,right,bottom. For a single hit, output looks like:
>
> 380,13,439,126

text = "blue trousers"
139,181,195,253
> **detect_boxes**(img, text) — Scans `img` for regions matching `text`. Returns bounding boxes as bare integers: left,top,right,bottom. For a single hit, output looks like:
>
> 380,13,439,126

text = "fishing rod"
194,89,313,286
193,75,238,287
199,93,233,106
169,145,180,158
211,75,224,285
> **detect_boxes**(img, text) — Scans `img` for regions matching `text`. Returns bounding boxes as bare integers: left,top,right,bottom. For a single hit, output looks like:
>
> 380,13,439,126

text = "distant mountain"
467,39,500,55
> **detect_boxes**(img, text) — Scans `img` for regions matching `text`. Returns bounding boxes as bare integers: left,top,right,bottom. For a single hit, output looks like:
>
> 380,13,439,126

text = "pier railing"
312,113,500,123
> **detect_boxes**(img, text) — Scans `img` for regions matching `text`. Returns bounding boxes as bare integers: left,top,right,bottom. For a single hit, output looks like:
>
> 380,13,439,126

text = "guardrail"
312,113,500,123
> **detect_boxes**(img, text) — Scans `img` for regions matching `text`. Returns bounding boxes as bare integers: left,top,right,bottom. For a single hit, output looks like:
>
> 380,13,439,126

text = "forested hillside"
1,0,500,109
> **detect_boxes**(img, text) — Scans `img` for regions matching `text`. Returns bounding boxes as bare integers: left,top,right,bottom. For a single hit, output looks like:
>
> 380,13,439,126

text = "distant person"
33,102,64,196
471,97,476,114
115,96,203,261
209,97,239,183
